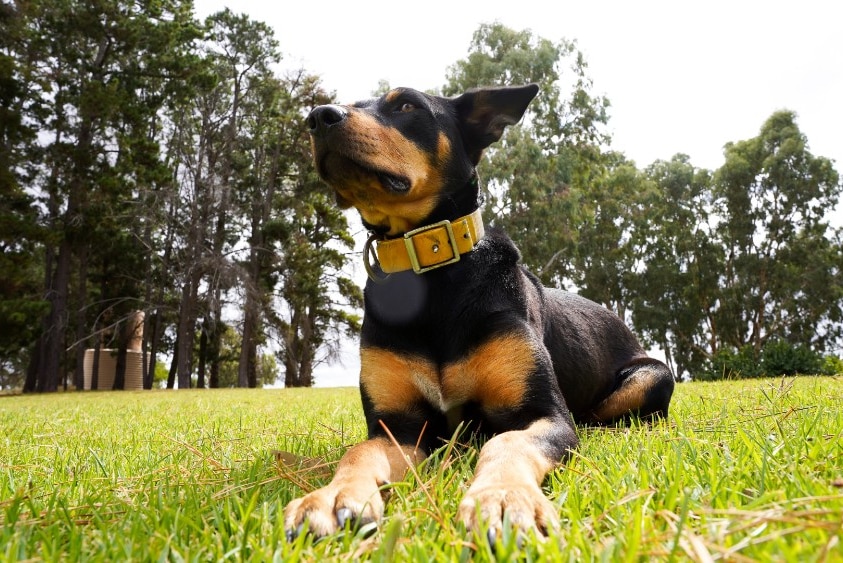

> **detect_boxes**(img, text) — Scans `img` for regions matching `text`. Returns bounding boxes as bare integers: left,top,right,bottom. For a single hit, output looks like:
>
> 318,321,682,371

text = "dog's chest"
361,332,535,421
410,362,471,414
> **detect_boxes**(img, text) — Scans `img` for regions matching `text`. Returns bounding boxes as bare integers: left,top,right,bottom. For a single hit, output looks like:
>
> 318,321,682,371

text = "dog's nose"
307,105,348,135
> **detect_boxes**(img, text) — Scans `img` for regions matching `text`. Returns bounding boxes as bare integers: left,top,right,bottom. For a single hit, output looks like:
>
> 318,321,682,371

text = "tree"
714,110,843,357
202,9,280,388
632,155,720,378
233,70,339,388
632,115,843,379
16,0,198,392
0,1,48,387
574,153,655,321
443,23,611,288
267,140,363,388
214,325,279,387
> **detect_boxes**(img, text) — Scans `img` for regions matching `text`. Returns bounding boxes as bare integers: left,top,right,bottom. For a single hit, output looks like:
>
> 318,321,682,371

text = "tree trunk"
284,356,298,388
167,337,178,389
176,272,200,389
145,310,162,389
113,319,127,390
176,281,193,389
238,299,258,388
197,320,207,389
37,238,71,392
299,308,317,387
73,247,89,390
23,342,40,393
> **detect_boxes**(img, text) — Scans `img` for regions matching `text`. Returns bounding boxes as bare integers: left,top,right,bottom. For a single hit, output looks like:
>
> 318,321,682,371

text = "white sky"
195,0,843,386
195,0,843,172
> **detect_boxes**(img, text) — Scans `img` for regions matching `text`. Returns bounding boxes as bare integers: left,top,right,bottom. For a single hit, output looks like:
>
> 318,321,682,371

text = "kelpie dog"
284,84,675,540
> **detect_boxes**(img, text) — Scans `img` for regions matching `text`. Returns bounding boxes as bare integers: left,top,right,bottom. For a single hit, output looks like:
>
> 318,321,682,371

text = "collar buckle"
403,219,461,274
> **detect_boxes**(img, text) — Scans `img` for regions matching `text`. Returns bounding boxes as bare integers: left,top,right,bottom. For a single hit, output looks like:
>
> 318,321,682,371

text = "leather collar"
365,209,485,277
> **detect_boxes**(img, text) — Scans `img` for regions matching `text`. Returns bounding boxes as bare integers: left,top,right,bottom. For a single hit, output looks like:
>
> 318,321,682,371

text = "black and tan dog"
284,84,675,539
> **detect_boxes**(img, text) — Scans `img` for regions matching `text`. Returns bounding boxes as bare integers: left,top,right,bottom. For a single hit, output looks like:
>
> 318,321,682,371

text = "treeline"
1,1,361,391
448,25,843,380
1,8,840,390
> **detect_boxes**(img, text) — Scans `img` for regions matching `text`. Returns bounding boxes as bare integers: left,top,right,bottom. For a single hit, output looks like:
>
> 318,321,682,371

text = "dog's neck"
367,172,482,240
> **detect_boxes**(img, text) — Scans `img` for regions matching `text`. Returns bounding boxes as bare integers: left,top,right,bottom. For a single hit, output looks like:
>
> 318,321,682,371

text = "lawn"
1,377,841,561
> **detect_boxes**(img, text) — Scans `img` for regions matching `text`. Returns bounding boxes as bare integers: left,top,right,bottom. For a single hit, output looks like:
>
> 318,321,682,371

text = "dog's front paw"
284,478,386,539
457,482,559,540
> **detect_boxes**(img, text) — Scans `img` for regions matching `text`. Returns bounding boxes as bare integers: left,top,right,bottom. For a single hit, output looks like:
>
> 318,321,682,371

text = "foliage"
444,23,610,288
631,154,721,378
714,111,843,356
3,2,359,391
634,115,843,379
4,0,202,392
3,14,843,390
2,378,842,559
701,340,827,381
209,325,279,388
0,3,47,373
445,25,843,378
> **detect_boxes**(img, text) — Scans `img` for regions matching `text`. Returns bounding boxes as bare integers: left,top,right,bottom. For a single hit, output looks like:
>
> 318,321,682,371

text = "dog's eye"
398,102,416,113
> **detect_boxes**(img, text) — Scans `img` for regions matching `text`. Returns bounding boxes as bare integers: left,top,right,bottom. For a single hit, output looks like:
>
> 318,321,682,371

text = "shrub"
700,340,825,381
820,354,843,376
699,345,760,381
760,340,822,376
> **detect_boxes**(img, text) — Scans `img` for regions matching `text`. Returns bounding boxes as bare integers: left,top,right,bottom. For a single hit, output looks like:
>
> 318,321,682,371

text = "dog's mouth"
318,151,411,195
373,169,410,193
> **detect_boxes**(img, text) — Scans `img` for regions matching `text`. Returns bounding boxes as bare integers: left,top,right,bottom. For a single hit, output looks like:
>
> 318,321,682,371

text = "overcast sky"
195,0,843,386
196,0,842,172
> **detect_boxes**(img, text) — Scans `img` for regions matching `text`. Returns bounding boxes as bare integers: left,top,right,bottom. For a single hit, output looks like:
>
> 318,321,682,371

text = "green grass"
1,377,842,561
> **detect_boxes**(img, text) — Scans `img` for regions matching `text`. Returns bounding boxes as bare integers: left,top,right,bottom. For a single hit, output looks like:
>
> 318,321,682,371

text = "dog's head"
307,85,538,236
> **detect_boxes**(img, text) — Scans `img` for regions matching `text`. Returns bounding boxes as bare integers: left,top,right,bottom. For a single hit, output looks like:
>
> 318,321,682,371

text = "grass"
1,377,842,561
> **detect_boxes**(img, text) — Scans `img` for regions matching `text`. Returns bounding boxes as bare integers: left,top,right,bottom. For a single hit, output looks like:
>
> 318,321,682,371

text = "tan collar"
365,209,485,277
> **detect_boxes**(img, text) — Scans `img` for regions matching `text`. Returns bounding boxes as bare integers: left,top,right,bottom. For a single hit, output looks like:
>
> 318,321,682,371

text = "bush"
820,354,843,376
760,340,822,376
700,340,825,381
699,346,759,381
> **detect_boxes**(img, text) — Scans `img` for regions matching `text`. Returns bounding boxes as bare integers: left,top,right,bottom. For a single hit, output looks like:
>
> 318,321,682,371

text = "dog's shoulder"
461,226,522,281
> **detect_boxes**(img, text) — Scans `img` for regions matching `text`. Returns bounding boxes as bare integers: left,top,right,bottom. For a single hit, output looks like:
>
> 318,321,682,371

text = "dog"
284,84,675,540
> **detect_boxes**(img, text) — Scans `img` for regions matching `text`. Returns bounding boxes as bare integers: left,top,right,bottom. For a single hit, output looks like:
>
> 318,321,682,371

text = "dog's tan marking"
321,110,445,235
360,347,438,413
591,365,658,421
458,418,561,534
283,437,425,537
442,332,535,410
437,131,451,162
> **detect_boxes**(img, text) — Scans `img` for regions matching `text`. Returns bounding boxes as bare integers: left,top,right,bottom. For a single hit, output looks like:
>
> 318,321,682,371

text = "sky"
195,0,843,386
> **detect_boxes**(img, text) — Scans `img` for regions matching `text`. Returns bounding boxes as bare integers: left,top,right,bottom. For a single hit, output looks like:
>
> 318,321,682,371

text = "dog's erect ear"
452,84,539,164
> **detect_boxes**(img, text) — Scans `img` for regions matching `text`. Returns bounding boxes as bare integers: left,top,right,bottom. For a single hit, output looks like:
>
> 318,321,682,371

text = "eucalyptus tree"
714,110,842,357
444,23,610,289
632,155,719,378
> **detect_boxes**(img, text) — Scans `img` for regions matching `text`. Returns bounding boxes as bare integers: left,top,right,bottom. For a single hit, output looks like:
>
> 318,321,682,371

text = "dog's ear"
452,84,539,164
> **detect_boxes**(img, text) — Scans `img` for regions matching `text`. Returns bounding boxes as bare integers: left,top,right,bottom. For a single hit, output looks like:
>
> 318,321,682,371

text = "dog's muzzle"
307,105,348,136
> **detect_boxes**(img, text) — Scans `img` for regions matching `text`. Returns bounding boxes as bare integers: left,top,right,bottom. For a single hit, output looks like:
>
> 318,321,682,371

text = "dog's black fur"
284,84,675,539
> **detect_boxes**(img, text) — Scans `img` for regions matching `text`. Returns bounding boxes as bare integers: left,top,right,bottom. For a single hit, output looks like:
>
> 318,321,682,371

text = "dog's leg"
457,417,576,538
591,359,675,423
284,437,425,538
